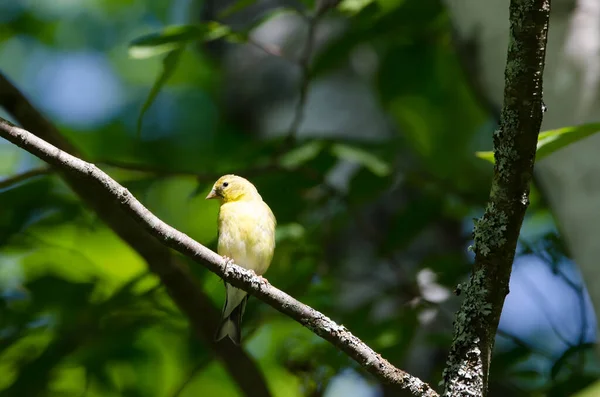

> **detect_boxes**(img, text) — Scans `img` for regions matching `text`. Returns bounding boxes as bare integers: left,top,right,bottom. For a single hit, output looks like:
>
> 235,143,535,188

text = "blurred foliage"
0,0,597,396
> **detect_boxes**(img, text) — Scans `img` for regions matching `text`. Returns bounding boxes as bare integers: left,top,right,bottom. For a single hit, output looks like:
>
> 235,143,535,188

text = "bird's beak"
206,189,218,200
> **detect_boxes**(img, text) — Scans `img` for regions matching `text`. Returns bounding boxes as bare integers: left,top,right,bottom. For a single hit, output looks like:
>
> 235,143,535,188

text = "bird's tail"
215,284,248,345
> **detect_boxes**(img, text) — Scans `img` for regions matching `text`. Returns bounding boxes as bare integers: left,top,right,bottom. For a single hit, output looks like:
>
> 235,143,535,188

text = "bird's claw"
222,256,234,273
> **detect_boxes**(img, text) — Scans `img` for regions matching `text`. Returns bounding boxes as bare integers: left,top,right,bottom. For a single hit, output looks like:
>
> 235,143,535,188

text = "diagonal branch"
442,1,551,396
0,73,272,397
0,117,439,397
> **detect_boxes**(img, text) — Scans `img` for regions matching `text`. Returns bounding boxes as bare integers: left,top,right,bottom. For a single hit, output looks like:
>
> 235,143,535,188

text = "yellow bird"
206,174,276,345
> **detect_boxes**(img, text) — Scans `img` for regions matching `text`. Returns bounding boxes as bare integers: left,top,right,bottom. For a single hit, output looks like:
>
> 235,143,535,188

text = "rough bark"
441,1,551,396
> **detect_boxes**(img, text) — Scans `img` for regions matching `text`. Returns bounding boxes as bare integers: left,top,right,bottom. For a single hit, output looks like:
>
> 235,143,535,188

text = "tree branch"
0,117,439,397
442,1,550,396
0,73,272,397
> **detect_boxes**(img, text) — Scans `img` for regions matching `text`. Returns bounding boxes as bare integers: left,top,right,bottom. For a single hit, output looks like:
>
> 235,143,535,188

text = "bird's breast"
217,201,275,275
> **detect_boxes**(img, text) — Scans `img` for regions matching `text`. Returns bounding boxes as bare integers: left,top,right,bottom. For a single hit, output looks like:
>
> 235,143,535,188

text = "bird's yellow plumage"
206,174,276,345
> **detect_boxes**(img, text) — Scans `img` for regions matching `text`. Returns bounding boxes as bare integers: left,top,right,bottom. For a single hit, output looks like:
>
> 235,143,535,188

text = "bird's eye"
222,182,229,188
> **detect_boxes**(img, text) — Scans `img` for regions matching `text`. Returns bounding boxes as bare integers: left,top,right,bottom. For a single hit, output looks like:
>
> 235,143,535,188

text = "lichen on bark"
470,200,509,256
442,269,489,396
443,0,551,396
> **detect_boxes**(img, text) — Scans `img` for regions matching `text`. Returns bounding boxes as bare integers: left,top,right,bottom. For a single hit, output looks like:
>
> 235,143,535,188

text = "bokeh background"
1,0,599,396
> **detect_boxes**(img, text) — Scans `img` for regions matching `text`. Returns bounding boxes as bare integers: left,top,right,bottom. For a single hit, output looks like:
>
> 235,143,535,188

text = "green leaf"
279,141,325,169
330,143,390,176
136,49,183,138
338,0,376,14
128,23,234,59
476,123,600,164
536,123,600,159
475,151,494,163
218,0,258,19
129,26,200,59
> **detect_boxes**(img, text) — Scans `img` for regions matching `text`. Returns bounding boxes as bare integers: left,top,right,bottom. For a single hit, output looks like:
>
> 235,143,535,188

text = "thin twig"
281,7,324,149
0,167,52,190
0,117,439,397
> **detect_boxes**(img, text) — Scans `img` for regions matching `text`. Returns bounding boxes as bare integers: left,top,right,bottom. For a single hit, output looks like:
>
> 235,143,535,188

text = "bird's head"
206,174,261,203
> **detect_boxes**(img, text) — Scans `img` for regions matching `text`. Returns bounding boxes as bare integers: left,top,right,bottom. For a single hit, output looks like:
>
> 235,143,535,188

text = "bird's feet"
222,255,234,274
257,275,270,285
